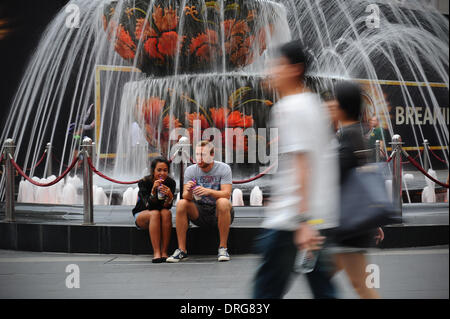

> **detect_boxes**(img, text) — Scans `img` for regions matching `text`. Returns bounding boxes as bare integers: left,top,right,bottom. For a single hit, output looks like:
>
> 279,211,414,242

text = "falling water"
1,0,448,203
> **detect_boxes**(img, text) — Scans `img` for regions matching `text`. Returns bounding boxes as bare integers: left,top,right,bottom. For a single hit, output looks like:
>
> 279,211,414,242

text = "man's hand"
295,223,325,251
185,181,196,192
192,186,211,197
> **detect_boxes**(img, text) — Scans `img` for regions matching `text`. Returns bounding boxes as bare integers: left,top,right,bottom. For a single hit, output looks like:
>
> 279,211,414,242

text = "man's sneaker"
166,249,188,263
218,247,230,262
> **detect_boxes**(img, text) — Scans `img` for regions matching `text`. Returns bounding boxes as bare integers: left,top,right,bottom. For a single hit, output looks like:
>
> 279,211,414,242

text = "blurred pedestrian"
328,81,383,298
252,41,340,299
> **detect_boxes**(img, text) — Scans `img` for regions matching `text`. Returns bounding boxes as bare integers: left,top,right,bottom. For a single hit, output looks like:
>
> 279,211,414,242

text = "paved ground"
0,246,448,299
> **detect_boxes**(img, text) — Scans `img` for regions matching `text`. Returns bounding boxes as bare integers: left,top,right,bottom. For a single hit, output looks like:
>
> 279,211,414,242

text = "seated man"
167,140,234,262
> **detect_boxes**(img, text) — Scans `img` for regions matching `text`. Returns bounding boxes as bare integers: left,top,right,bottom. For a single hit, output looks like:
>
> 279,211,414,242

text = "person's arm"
193,184,232,200
182,181,195,200
293,151,325,250
294,152,310,215
161,180,176,208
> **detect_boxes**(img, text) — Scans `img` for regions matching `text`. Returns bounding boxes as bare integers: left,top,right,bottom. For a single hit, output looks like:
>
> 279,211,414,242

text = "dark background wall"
0,0,69,130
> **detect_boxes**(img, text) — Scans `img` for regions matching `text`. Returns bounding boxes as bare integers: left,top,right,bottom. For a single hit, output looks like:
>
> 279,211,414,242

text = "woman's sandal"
152,257,165,263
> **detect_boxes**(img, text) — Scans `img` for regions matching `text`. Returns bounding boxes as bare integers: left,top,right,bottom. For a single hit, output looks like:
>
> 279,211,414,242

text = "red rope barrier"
407,155,449,188
9,155,79,187
232,164,276,185
25,150,47,171
428,148,448,164
87,157,139,184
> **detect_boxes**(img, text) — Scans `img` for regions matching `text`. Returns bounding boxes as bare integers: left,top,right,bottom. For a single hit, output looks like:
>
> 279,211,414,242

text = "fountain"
0,0,448,205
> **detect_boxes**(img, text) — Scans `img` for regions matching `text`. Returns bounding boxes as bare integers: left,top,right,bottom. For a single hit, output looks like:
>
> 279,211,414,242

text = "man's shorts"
190,202,235,229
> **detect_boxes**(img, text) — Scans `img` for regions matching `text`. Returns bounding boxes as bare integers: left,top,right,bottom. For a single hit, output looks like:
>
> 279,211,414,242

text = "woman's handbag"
335,163,401,240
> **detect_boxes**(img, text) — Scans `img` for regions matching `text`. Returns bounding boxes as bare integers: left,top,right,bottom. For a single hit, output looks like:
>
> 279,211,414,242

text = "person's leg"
160,209,172,258
253,230,297,299
216,198,232,249
175,199,199,252
148,210,163,258
336,253,380,299
305,250,338,299
136,210,162,258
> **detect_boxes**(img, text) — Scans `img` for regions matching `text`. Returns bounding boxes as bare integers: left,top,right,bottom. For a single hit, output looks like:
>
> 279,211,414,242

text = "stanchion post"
423,139,430,172
390,134,403,216
82,137,94,225
179,147,184,200
4,138,16,222
375,140,381,162
45,142,52,178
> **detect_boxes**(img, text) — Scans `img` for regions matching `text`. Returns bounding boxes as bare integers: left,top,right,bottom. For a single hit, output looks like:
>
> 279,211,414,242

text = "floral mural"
102,0,275,75
135,84,274,156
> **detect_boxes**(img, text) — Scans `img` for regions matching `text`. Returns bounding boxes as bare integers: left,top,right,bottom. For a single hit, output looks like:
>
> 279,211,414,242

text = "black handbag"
334,163,401,240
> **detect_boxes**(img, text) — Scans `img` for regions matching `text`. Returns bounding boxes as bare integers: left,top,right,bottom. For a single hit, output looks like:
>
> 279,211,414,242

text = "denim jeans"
252,229,337,299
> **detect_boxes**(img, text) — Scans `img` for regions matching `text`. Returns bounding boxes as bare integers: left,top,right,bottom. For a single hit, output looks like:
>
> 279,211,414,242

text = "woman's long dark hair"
143,156,171,184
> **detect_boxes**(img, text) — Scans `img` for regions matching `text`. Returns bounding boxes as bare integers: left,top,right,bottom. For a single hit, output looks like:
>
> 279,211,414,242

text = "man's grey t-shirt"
184,161,232,205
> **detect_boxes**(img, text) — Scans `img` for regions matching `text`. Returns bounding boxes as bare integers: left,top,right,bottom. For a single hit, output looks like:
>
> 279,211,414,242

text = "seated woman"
132,157,176,263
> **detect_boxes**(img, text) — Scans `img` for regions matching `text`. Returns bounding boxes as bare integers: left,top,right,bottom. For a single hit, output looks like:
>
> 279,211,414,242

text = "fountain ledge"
0,203,448,254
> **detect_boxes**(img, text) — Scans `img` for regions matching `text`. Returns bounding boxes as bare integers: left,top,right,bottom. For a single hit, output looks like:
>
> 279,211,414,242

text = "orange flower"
209,108,229,129
162,115,182,129
158,31,185,57
105,21,136,60
190,29,220,61
153,5,178,32
135,18,158,40
223,19,250,37
227,110,254,128
114,25,136,59
144,38,164,61
186,112,209,129
141,97,165,125
210,108,254,128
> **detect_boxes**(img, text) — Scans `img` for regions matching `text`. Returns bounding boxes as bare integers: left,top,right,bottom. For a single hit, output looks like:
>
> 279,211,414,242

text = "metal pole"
390,134,403,216
179,147,184,200
45,142,52,178
82,137,94,225
423,139,430,172
4,139,16,222
375,140,381,162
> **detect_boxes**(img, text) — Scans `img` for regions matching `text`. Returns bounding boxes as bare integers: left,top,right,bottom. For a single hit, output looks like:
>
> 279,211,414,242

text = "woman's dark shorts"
190,202,235,229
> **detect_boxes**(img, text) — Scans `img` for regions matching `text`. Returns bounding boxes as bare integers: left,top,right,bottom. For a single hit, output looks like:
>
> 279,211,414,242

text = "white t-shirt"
262,92,339,231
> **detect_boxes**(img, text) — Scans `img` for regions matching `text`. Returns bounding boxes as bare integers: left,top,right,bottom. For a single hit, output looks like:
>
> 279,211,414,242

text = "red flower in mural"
140,97,166,125
186,112,209,129
136,8,184,63
162,115,182,129
115,26,137,59
105,20,137,60
158,31,185,56
227,110,254,128
210,108,229,129
209,108,254,129
144,38,164,61
135,18,158,40
223,19,273,67
190,29,220,62
153,5,179,32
